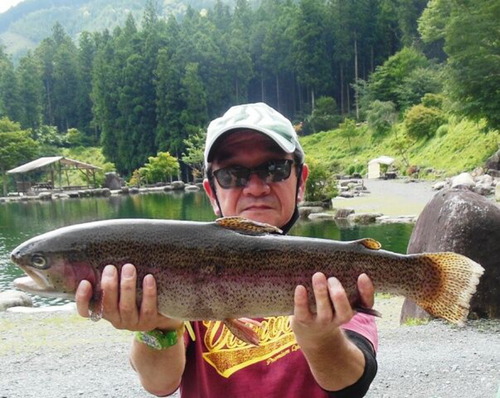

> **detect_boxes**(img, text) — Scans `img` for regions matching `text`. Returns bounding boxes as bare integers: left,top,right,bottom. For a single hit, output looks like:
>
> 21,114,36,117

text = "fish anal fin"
354,305,382,318
355,238,382,250
216,216,282,235
224,318,261,346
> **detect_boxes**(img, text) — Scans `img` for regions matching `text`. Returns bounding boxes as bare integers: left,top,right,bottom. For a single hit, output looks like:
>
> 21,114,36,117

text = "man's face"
203,131,308,228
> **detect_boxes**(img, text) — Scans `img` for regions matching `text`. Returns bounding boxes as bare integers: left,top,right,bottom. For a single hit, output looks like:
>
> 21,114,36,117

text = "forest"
0,0,499,186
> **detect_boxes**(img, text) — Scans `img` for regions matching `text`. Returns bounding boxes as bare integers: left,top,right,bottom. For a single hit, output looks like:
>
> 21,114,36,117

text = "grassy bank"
300,116,499,178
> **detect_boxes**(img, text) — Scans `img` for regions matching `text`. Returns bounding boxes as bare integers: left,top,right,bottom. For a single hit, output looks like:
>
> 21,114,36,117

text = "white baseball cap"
204,102,305,166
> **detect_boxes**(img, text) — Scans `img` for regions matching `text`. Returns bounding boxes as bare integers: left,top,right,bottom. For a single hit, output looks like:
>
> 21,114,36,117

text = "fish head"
10,228,97,300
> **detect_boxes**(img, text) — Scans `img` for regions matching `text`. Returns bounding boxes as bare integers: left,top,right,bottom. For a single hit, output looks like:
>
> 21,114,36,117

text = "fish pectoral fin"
216,216,282,235
354,238,382,250
224,318,261,346
353,305,382,318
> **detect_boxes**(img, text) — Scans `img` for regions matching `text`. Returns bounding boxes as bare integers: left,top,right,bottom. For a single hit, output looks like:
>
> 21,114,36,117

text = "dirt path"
332,179,437,216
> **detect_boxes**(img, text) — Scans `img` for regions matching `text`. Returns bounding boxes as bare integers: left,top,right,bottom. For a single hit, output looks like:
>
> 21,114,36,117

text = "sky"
0,0,25,14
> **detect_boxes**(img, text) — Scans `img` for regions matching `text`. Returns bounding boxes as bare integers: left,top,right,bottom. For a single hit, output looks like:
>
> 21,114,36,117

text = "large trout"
11,217,484,344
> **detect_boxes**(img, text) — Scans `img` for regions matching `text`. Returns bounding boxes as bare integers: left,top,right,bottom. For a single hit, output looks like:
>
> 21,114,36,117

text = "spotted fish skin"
10,218,484,325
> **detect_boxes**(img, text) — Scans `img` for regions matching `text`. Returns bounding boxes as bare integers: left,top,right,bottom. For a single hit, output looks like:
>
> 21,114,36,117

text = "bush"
404,104,446,139
421,93,445,109
305,157,338,202
436,124,449,137
366,100,397,137
395,66,443,110
308,96,341,133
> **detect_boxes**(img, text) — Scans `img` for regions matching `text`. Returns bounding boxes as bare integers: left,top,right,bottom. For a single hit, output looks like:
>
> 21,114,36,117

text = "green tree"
182,128,206,179
77,31,96,142
367,100,397,137
16,51,43,130
444,0,500,129
338,118,359,149
0,118,38,196
140,151,180,184
0,47,21,122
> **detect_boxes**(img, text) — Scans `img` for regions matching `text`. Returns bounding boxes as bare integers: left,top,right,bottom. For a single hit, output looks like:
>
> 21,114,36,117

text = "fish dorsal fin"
354,238,382,250
216,216,282,235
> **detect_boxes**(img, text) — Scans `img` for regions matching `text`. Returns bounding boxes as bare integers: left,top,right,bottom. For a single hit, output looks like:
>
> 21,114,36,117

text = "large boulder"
451,172,475,189
485,149,500,171
0,290,33,311
103,172,123,190
400,188,500,324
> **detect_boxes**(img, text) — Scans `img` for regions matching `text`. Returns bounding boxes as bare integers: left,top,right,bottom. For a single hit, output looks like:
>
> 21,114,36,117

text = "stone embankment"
0,181,203,203
431,168,500,201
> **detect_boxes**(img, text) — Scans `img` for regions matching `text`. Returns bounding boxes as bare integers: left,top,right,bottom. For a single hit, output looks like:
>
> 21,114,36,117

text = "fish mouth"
13,275,73,298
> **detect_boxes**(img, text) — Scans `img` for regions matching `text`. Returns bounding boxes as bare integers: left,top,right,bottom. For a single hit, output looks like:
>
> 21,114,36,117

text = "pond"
0,191,414,305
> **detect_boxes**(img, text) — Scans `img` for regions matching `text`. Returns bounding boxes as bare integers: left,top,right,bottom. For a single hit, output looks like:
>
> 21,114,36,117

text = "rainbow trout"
11,216,484,344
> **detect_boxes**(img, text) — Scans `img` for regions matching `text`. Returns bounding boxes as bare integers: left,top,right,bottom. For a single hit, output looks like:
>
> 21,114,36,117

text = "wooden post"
58,160,62,190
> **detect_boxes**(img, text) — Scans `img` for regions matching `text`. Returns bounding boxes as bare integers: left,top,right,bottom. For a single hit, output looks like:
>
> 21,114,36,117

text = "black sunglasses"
213,159,295,189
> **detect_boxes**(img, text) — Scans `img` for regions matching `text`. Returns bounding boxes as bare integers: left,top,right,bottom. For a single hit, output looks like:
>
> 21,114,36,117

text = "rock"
484,149,500,171
101,188,111,197
120,187,130,194
376,215,416,224
400,188,500,324
473,183,492,196
451,173,475,189
496,182,500,201
163,185,173,191
348,212,383,224
339,179,362,187
477,174,493,186
0,290,33,311
471,167,485,178
308,212,335,221
488,169,500,178
335,208,355,219
129,187,140,194
185,185,200,191
299,206,324,218
68,191,80,198
103,172,123,190
171,181,185,190
432,181,448,191
339,191,354,198
37,192,53,200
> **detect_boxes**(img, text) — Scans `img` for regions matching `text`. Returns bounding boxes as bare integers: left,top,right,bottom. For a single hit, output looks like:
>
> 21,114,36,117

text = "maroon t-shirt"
179,314,378,397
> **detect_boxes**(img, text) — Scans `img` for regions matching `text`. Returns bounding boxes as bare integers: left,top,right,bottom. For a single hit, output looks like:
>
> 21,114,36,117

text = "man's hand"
290,272,374,342
75,263,183,332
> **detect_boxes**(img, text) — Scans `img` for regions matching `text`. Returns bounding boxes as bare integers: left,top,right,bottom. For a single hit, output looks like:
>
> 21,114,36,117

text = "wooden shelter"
7,156,101,193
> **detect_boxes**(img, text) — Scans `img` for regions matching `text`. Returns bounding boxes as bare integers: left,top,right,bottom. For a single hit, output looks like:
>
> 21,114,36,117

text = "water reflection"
0,192,413,305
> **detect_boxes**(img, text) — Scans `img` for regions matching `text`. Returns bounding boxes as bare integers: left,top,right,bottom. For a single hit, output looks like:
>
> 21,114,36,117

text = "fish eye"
31,254,48,269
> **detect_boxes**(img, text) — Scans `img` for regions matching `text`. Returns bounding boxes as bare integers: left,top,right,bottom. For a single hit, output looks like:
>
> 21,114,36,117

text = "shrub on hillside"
305,157,338,202
307,96,342,134
395,66,443,110
404,104,446,139
366,100,397,137
421,93,445,109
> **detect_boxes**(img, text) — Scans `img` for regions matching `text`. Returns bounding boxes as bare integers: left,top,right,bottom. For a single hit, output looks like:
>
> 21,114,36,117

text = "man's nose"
243,172,271,195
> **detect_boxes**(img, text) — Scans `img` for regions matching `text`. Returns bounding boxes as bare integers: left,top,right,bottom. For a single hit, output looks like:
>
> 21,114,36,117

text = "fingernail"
144,274,154,288
103,265,115,277
328,277,340,289
122,264,134,279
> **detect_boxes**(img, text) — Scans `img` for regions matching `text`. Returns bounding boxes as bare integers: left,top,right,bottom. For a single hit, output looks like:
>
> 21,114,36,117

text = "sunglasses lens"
214,160,294,189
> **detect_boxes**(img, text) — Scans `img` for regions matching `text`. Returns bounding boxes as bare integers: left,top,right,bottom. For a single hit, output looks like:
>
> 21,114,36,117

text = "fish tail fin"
224,318,261,346
414,253,484,325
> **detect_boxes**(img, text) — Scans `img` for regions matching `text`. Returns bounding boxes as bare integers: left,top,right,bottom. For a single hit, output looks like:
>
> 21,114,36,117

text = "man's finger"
327,277,353,325
293,285,313,322
139,274,158,328
312,272,333,322
358,273,375,308
119,263,139,326
101,265,120,324
75,280,92,318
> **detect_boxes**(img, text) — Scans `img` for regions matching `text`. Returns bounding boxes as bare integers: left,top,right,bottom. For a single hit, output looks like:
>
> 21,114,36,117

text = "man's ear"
203,178,222,216
297,163,309,203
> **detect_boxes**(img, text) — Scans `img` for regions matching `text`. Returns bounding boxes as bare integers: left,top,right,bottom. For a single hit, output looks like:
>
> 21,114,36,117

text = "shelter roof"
7,156,101,174
368,156,395,166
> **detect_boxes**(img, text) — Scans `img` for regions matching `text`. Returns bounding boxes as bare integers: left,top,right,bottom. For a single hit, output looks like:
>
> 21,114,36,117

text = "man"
76,103,378,397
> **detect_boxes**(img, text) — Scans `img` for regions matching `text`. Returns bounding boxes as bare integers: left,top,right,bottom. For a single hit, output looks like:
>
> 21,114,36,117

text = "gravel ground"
1,296,499,398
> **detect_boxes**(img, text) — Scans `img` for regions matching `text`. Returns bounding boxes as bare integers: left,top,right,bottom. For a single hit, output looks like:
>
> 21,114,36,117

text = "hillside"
0,0,260,60
300,117,500,178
